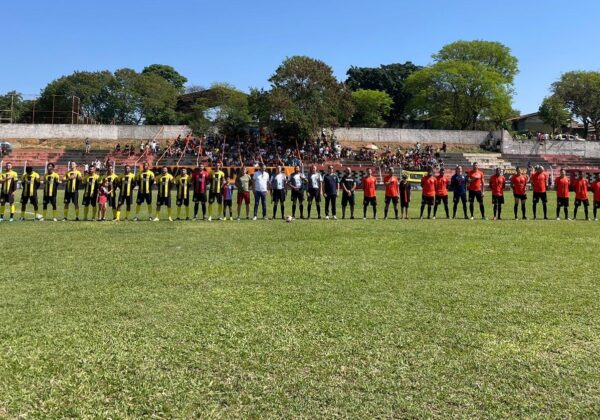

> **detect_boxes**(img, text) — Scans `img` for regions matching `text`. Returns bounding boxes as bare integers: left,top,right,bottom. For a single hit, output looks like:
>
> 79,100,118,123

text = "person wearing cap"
399,173,411,219
530,165,549,220
252,162,270,220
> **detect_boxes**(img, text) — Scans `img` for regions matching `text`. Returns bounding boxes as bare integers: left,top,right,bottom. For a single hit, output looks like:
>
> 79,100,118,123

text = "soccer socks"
514,204,519,219
307,204,312,218
84,206,90,220
433,204,438,218
194,202,199,217
147,204,153,218
542,203,547,219
218,203,223,218
420,204,425,218
43,209,47,219
292,204,296,218
497,205,502,219
280,204,285,219
493,204,498,218
63,208,69,219
135,205,142,217
469,202,474,218
186,206,190,219
316,204,321,218
363,203,368,218
115,210,121,221
168,207,172,218
427,205,432,219
208,203,213,217
521,203,526,219
394,207,398,218
177,207,182,219
532,202,537,219
574,204,578,219
273,205,277,220
584,206,589,219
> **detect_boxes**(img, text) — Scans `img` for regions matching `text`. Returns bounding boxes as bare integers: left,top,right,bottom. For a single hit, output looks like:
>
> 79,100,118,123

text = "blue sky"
4,0,600,114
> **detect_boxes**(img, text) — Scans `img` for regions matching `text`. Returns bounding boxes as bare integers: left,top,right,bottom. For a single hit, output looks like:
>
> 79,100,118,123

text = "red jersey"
531,172,548,193
510,174,528,195
362,176,377,198
574,178,589,200
467,169,484,192
421,175,436,197
592,180,600,202
384,175,399,197
489,174,506,196
435,175,449,197
555,176,570,198
192,170,209,194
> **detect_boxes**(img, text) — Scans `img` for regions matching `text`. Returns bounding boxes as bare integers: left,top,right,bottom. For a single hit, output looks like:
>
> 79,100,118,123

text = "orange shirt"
435,175,449,196
467,169,484,192
592,180,600,202
489,174,505,196
362,176,377,198
421,175,436,197
574,178,589,200
555,176,570,198
531,172,548,193
510,174,528,195
384,175,399,197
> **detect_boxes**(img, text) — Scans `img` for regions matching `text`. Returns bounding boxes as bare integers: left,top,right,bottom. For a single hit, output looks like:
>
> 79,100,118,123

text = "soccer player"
555,168,570,220
530,165,549,220
340,167,356,219
307,165,323,219
489,167,506,221
420,168,436,219
192,164,209,220
115,165,136,221
287,165,306,219
450,166,468,219
573,171,590,221
433,168,449,219
0,163,19,221
208,162,226,221
399,173,411,219
362,167,377,220
155,166,174,221
383,167,399,219
510,167,529,220
235,166,252,220
20,166,41,221
42,163,61,221
135,162,155,221
175,168,192,220
323,165,339,220
592,173,600,221
63,162,82,221
82,165,101,221
252,162,269,220
467,162,485,220
103,166,119,220
271,165,287,220
222,175,235,220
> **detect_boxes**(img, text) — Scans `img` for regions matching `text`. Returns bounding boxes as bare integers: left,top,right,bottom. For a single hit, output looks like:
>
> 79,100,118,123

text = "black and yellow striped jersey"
137,170,155,194
1,170,19,195
83,173,101,197
103,174,119,197
64,170,82,193
43,172,61,197
175,174,191,199
209,170,226,193
118,173,136,197
156,173,174,198
21,172,41,197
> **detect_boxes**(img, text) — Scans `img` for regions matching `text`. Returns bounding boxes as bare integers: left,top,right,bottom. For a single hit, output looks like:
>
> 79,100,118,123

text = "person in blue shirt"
323,165,340,220
222,175,235,220
450,165,468,219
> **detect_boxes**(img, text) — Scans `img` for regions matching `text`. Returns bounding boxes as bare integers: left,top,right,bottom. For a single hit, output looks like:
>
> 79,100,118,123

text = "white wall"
502,136,600,158
333,127,502,145
0,124,190,141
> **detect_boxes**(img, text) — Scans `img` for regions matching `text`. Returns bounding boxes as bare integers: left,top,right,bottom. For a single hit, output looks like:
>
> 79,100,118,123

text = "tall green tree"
350,89,393,127
142,64,187,93
346,62,421,126
538,96,571,134
552,71,600,137
0,91,31,123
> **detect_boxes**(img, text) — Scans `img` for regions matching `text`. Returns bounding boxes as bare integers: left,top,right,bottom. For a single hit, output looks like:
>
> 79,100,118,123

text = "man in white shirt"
307,164,323,219
287,165,306,219
252,163,270,220
270,165,287,220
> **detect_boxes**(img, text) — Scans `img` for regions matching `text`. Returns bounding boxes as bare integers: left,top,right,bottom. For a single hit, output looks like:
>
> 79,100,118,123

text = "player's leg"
253,192,259,219
542,194,548,219
520,197,526,220
384,197,390,219
419,198,426,219
452,195,458,219
468,192,475,218
461,194,468,219
478,193,485,219
532,194,538,219
574,200,579,219
514,197,519,219
20,196,27,220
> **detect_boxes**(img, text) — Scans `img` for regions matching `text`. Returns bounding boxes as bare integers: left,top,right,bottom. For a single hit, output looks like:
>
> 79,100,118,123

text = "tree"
133,72,179,125
350,89,393,127
0,91,31,123
552,71,600,138
268,56,353,140
539,96,571,134
346,62,421,126
142,64,187,93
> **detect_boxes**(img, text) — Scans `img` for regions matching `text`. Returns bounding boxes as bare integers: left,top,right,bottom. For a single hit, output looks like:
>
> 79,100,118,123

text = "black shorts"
492,195,504,205
177,196,190,206
107,196,117,209
119,194,133,207
533,192,547,203
341,193,355,207
307,188,321,203
453,193,466,204
272,189,286,203
82,195,98,207
469,190,483,203
513,193,527,201
193,192,207,203
43,195,57,208
208,191,222,204
224,199,232,207
400,199,410,208
385,196,399,205
575,199,589,206
435,195,448,205
21,195,38,206
363,196,377,206
291,189,304,203
137,192,152,205
157,196,171,207
64,191,79,205
557,197,569,207
421,196,434,206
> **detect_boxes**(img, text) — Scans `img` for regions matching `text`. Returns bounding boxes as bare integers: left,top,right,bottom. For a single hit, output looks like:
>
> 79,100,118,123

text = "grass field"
1,191,599,417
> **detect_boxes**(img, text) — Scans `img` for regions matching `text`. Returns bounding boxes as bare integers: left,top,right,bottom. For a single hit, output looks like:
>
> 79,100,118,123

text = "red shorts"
98,195,108,205
237,191,250,205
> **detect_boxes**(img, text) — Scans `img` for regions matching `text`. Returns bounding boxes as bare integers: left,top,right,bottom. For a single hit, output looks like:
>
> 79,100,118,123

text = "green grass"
1,191,599,417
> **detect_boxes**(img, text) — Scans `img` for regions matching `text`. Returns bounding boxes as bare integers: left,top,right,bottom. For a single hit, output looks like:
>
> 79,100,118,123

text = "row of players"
0,161,599,222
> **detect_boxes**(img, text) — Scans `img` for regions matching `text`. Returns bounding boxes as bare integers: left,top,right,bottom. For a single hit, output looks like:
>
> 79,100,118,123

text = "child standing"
97,178,111,221
222,176,235,220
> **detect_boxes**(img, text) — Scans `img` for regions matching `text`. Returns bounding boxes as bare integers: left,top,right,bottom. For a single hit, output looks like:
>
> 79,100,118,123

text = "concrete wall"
502,135,600,158
0,124,190,141
333,127,504,145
